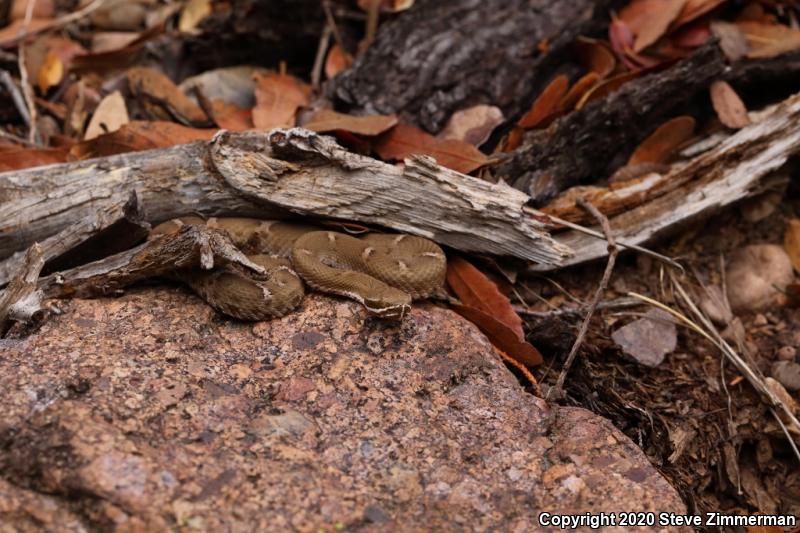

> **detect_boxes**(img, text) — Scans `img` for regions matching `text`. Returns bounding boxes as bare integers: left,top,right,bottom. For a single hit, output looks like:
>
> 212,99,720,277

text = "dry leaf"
737,21,800,58
671,0,726,29
628,115,695,165
710,80,750,129
784,219,800,272
325,43,352,79
373,123,488,174
10,0,54,20
356,0,414,13
559,72,600,112
36,51,63,92
252,73,311,130
619,0,687,52
209,100,253,131
575,70,642,109
303,109,398,136
70,121,216,159
84,91,130,140
0,147,69,172
446,257,523,340
449,304,543,367
127,67,209,125
670,20,711,48
517,75,569,129
438,105,504,147
711,21,750,61
91,31,140,53
574,37,616,78
178,0,212,33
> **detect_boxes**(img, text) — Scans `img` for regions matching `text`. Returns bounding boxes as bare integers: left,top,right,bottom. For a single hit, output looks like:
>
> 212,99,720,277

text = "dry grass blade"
628,282,800,463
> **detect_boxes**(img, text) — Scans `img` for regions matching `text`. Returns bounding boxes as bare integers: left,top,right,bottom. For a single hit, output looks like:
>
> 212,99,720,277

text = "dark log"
329,0,622,133
494,42,727,205
0,243,44,335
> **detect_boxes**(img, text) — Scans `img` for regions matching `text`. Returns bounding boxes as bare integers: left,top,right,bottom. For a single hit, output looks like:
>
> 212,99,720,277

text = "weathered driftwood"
495,43,727,204
0,243,44,334
530,90,800,271
0,129,572,265
329,0,622,132
0,191,147,286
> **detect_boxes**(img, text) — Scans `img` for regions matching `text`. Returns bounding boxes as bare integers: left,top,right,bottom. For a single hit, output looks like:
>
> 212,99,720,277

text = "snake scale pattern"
150,217,448,320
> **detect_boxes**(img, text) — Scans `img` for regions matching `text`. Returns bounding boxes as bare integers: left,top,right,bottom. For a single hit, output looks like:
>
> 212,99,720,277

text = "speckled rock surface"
0,288,689,532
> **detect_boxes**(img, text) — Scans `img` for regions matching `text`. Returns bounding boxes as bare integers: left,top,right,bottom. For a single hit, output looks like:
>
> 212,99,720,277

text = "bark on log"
495,43,727,204
530,90,800,271
0,243,44,335
0,129,571,265
329,0,622,133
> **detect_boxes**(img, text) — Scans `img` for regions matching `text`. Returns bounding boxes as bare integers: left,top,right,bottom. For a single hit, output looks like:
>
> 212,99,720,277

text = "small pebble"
753,314,768,326
777,346,797,361
771,361,800,392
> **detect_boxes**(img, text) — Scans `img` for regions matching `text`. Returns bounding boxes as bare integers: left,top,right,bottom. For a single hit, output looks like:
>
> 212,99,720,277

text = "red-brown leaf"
619,0,687,52
373,123,487,174
559,72,601,112
303,109,398,136
325,43,352,79
70,121,216,159
517,75,569,129
628,115,695,165
709,80,750,129
446,257,524,340
574,37,617,78
0,147,69,172
736,21,800,59
671,0,726,30
252,73,311,130
450,304,543,367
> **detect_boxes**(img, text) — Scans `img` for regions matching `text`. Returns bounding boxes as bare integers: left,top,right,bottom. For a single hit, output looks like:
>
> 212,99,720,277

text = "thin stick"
523,206,683,271
322,0,353,63
311,24,332,90
18,0,39,144
548,198,618,400
359,0,381,55
0,70,31,127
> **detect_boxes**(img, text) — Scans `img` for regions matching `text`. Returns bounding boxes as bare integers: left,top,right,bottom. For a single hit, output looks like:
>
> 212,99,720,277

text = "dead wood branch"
0,191,148,287
531,89,800,272
0,243,44,335
0,129,572,265
496,42,726,204
330,0,622,132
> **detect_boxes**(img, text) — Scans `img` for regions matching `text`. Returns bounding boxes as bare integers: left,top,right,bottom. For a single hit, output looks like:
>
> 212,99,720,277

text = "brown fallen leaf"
559,72,600,112
10,0,54,20
178,0,212,33
0,147,69,172
671,0,726,30
302,109,397,136
737,21,800,59
710,80,750,129
628,115,695,165
70,121,216,159
373,123,487,174
446,257,523,340
208,99,253,131
574,37,617,78
252,72,311,130
517,75,569,129
325,43,353,79
37,51,63,93
711,21,750,61
0,18,51,47
669,20,711,48
449,304,543,367
619,0,687,52
84,91,130,140
91,31,141,53
438,105,504,147
784,219,800,272
127,67,209,125
575,70,642,109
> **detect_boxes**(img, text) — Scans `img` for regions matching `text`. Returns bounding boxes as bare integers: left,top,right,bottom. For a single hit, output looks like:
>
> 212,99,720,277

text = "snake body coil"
150,217,447,320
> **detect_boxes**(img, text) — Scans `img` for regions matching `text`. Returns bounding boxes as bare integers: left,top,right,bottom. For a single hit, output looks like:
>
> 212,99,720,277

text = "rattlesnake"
150,217,447,320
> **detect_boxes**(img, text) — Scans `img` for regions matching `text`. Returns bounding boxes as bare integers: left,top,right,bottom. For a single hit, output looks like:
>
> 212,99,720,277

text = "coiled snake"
150,217,447,321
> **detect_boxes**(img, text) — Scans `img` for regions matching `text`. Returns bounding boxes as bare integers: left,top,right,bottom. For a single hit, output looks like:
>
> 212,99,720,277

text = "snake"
149,217,447,321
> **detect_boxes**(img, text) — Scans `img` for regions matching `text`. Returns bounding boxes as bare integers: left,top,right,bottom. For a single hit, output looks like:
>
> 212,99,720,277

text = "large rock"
0,288,689,532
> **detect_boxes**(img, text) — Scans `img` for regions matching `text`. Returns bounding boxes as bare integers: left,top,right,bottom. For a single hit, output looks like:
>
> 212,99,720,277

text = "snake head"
362,291,412,320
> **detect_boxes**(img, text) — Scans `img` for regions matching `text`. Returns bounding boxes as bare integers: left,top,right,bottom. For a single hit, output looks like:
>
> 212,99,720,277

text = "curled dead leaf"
252,73,311,130
373,123,487,174
450,304,543,367
70,121,216,159
710,80,750,129
517,75,568,129
574,37,616,78
737,21,800,59
619,0,687,52
127,67,209,125
628,115,695,165
446,257,523,340
559,72,600,112
576,70,642,109
84,90,129,140
438,105,504,147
